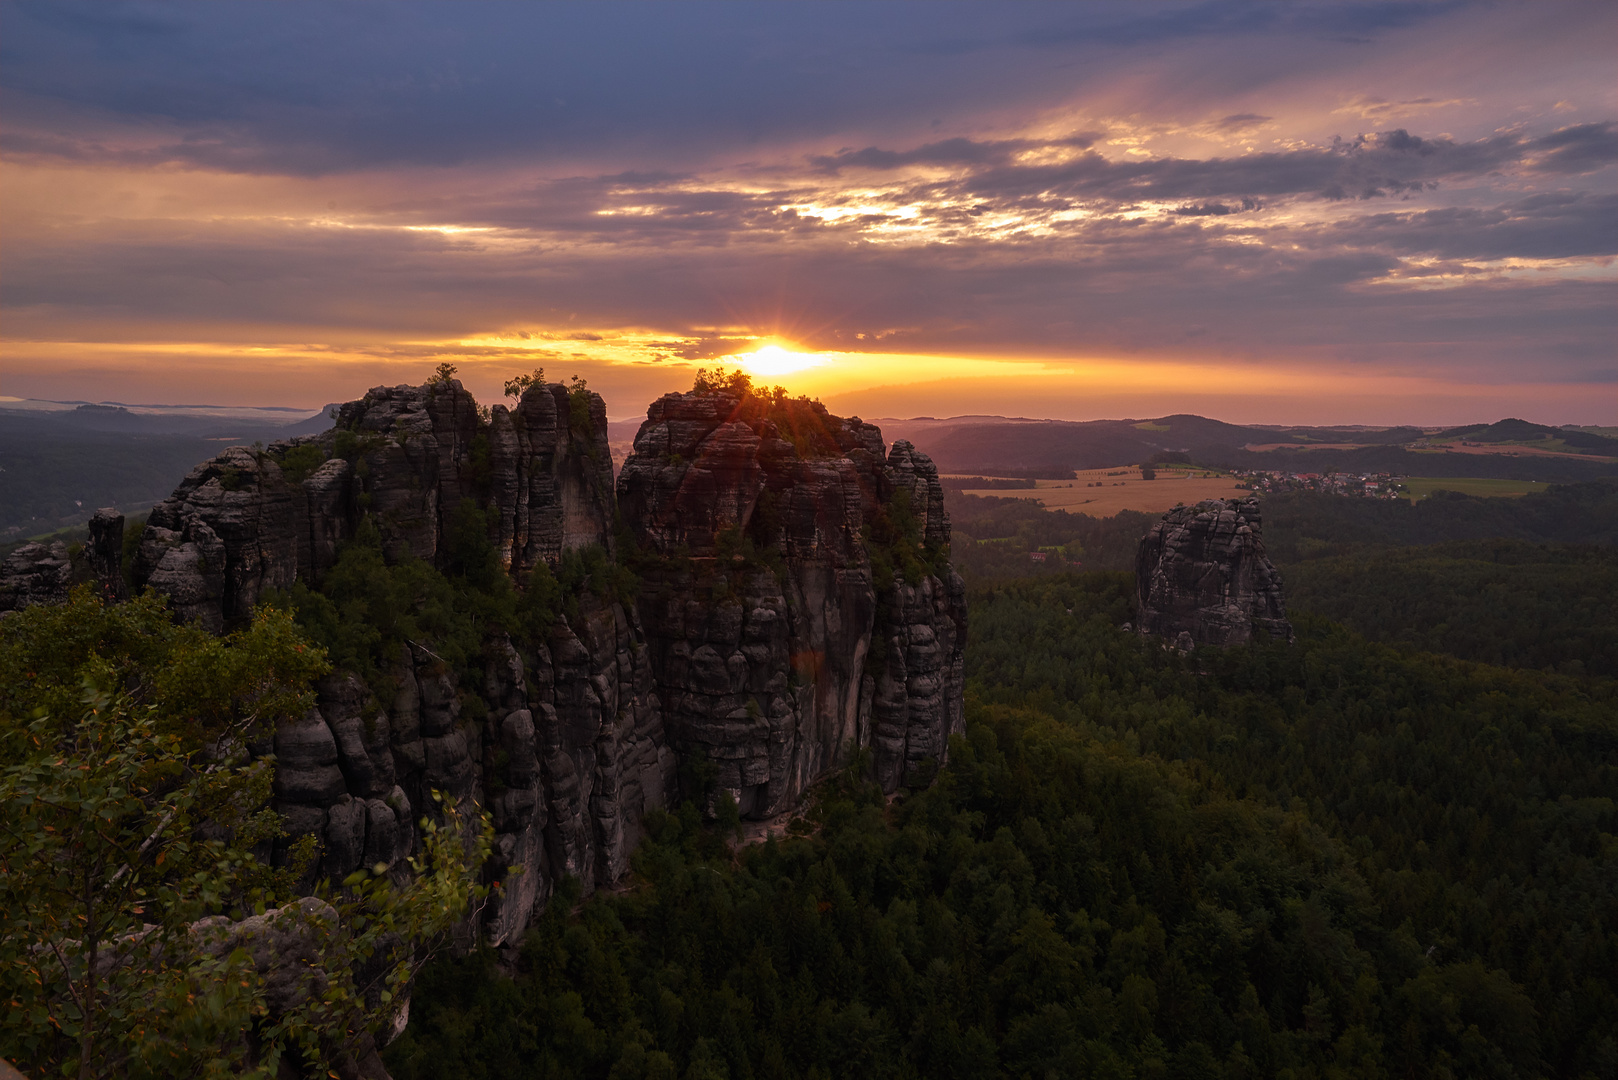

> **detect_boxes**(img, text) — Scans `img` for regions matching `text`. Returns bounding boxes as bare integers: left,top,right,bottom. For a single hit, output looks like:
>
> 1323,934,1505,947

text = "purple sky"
2,1,1614,424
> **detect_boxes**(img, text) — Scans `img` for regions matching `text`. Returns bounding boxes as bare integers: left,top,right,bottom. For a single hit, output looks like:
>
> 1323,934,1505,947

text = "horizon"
2,1,1615,425
5,390,1607,439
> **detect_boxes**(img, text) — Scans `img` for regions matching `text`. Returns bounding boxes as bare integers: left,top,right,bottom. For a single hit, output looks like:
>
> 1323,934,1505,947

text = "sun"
734,343,828,377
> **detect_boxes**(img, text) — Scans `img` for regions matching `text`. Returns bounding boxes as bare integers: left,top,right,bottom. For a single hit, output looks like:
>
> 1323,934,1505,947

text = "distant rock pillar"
1134,496,1293,647
88,508,128,603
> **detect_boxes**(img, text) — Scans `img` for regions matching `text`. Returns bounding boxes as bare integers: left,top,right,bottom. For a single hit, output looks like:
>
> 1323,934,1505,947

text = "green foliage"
504,369,546,400
567,376,596,440
0,590,322,1077
1261,479,1618,558
268,517,501,698
390,571,1617,1080
433,362,459,385
549,543,639,625
714,524,783,579
272,442,328,484
0,587,329,755
690,366,754,396
0,585,493,1078
518,560,565,639
273,794,494,1080
120,513,147,590
864,488,949,588
0,686,284,1079
944,493,1155,582
1285,539,1618,677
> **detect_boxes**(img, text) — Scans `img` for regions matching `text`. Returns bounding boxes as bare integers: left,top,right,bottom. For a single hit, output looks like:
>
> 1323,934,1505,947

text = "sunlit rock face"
618,390,967,816
106,379,965,945
1134,497,1293,648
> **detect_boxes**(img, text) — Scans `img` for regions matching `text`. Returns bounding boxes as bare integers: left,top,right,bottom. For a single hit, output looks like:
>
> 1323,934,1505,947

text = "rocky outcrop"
1134,496,1292,648
0,507,126,614
120,379,657,948
0,540,73,612
618,390,967,814
70,378,963,949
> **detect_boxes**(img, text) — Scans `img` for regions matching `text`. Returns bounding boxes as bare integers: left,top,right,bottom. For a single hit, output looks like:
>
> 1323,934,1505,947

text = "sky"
2,0,1614,426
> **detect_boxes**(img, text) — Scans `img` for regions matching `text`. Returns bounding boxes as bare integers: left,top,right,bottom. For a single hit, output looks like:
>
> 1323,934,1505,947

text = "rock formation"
23,377,964,954
117,378,661,946
619,390,967,814
0,539,73,612
1134,496,1292,647
0,507,126,613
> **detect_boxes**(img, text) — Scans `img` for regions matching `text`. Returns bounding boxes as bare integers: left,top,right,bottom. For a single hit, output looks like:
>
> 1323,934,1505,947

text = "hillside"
0,406,329,537
894,413,1618,483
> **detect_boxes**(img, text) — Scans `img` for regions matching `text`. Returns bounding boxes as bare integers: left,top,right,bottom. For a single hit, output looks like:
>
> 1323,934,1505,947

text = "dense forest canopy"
385,569,1617,1080
6,422,1615,1078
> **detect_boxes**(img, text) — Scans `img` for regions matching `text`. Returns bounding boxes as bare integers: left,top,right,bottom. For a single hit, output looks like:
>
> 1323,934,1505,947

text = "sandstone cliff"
1134,496,1293,648
15,376,965,952
618,389,967,815
117,378,660,946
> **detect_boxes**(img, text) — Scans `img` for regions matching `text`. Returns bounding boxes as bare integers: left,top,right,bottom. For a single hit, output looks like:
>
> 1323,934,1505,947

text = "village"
1235,469,1406,498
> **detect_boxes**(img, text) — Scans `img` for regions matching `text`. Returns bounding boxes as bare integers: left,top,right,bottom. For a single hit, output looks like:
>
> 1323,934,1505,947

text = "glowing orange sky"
1,2,1614,425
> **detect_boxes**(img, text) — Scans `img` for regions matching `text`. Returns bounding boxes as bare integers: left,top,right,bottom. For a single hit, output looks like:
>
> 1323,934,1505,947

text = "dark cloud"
809,135,1099,174
1527,121,1618,173
1212,113,1272,132
2,0,1613,411
0,1,1332,176
1321,193,1618,261
774,123,1614,216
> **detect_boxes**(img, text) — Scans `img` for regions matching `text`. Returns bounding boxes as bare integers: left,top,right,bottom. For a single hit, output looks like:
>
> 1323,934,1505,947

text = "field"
955,466,1249,516
1410,439,1617,461
1402,476,1550,500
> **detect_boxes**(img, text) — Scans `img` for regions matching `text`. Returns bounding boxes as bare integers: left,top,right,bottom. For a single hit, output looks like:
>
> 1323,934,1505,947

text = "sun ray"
730,343,829,377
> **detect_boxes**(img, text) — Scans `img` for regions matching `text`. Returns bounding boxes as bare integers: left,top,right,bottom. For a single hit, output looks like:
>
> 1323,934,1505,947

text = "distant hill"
1432,417,1618,452
897,412,1618,483
278,404,342,437
0,403,333,537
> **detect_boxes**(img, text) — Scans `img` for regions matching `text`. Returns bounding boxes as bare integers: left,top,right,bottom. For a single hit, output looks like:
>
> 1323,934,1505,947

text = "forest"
383,567,1617,1079
6,472,1615,1078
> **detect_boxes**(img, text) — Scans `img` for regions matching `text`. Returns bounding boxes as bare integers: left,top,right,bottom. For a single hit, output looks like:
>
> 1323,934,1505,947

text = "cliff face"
618,391,966,816
32,378,964,949
118,379,661,946
1134,496,1292,648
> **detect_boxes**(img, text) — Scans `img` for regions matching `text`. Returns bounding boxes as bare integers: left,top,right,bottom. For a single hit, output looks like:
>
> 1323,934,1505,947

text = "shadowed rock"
1135,496,1293,648
0,540,73,612
59,376,965,955
618,389,967,814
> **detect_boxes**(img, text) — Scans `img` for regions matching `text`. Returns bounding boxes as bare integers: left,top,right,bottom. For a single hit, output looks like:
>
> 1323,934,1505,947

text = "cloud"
809,135,1100,174
1334,95,1476,120
1527,121,1618,173
1321,193,1618,261
1210,113,1272,132
2,1,1614,419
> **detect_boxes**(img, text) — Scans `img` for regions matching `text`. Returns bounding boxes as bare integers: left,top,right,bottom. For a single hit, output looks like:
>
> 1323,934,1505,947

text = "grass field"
1402,477,1550,501
960,466,1249,516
